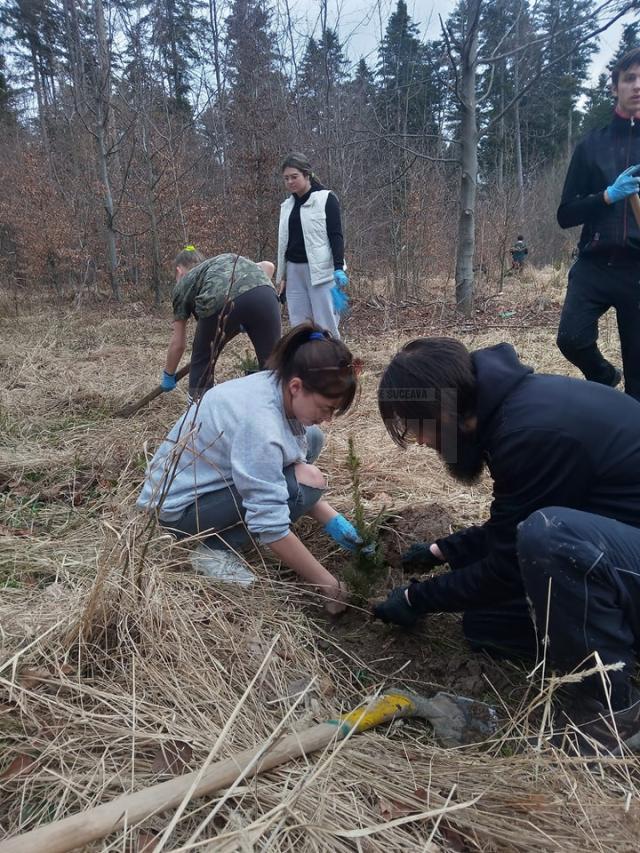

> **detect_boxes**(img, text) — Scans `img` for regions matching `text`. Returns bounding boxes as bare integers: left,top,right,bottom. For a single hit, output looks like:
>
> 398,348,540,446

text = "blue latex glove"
331,269,349,315
605,164,640,204
324,514,362,551
160,370,177,391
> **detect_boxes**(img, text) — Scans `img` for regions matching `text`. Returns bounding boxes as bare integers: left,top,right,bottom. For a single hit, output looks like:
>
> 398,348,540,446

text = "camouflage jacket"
172,254,275,320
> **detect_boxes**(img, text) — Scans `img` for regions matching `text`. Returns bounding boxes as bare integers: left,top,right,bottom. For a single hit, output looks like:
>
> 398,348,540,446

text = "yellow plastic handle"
331,693,417,736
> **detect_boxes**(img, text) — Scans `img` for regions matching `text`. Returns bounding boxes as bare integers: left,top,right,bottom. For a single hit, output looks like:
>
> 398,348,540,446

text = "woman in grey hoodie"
138,323,362,614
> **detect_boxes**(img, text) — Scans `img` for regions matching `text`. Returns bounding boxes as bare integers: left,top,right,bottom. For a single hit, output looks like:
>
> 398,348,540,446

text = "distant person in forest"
556,47,640,400
276,153,349,339
160,247,281,401
509,235,528,272
140,323,364,614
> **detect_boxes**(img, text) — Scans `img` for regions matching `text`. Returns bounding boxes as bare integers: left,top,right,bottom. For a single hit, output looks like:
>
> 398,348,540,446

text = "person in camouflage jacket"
160,248,282,400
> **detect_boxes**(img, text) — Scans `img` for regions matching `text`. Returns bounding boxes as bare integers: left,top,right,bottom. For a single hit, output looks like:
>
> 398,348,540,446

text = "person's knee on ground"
517,507,576,621
285,461,327,523
294,462,326,490
462,600,539,662
517,507,637,708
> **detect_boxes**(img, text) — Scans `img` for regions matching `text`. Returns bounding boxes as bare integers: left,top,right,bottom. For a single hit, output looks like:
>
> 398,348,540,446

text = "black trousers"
190,285,281,398
463,507,640,710
556,256,640,400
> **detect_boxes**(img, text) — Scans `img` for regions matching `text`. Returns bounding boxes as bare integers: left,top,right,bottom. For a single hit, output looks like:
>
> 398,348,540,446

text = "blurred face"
403,419,437,448
613,64,640,116
285,378,339,426
403,414,484,485
283,167,311,197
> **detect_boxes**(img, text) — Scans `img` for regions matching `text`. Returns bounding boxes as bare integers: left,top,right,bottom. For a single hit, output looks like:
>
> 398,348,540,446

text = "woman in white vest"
276,153,349,339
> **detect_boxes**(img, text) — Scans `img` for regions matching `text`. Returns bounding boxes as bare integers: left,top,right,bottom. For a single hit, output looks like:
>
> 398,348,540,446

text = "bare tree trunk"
93,0,120,301
454,0,480,316
63,0,86,107
28,42,52,176
513,56,524,227
282,0,302,133
208,0,229,195
141,124,163,307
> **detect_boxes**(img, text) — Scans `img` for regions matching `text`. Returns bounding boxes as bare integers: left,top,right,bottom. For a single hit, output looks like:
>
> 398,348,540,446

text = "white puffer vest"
276,189,334,287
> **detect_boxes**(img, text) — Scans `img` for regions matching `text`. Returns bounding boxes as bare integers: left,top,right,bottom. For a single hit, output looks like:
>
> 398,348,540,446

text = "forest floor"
1,267,639,851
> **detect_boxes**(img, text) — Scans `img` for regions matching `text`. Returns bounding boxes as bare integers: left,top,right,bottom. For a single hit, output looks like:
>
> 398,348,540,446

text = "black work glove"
400,542,443,572
372,585,419,629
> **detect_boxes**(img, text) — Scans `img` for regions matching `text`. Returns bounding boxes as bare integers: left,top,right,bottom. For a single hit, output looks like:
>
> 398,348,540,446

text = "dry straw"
1,280,637,851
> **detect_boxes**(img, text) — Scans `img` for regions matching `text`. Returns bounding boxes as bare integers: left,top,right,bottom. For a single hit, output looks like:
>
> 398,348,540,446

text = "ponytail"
267,323,359,416
174,245,206,269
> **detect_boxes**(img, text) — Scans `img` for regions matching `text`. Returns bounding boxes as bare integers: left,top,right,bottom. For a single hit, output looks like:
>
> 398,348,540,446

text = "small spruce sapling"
236,349,260,375
342,437,388,602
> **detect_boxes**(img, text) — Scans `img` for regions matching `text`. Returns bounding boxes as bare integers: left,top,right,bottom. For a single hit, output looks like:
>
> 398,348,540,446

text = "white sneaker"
190,544,256,586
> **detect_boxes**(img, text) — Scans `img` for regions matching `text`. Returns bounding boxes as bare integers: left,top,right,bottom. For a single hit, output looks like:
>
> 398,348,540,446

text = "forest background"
0,0,639,313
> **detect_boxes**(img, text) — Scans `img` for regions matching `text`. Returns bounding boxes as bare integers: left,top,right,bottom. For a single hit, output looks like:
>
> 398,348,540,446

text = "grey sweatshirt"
137,372,309,543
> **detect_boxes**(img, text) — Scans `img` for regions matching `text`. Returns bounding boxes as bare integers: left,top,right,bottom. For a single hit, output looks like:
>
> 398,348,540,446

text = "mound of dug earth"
380,502,456,568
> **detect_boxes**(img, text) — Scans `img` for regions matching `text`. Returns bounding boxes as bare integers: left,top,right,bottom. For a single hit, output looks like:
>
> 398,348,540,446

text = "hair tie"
184,244,197,252
309,331,326,341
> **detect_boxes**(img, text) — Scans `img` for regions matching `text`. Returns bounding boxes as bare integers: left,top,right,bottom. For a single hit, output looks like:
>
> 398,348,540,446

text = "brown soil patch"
307,503,528,711
379,502,456,568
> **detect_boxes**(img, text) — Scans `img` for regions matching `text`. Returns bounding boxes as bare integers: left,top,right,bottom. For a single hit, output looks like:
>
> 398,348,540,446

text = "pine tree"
149,0,204,116
581,72,613,133
0,0,62,152
581,24,640,134
0,51,16,125
224,0,286,256
526,0,599,160
297,27,348,184
377,0,438,138
609,22,640,69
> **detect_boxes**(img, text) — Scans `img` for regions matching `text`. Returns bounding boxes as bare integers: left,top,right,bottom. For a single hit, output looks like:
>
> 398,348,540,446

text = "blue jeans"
164,426,325,551
464,506,640,709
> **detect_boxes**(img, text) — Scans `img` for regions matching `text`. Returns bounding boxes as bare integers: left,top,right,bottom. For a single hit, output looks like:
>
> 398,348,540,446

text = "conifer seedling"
342,437,388,602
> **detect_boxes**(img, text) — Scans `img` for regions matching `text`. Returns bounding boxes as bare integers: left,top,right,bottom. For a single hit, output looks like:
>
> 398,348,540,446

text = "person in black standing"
556,48,640,399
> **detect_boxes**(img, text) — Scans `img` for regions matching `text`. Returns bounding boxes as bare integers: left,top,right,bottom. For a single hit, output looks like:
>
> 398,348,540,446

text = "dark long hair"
281,152,323,190
378,337,477,448
267,323,358,416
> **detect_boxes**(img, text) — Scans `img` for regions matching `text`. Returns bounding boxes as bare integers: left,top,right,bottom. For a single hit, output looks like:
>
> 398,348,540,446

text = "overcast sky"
290,0,634,83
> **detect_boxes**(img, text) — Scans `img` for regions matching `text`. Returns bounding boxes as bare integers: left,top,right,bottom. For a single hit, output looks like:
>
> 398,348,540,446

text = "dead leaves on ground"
17,663,76,692
150,740,192,775
0,753,40,781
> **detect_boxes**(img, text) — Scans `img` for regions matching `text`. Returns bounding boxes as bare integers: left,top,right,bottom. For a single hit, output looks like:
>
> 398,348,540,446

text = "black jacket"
285,186,344,269
409,344,640,614
557,112,640,259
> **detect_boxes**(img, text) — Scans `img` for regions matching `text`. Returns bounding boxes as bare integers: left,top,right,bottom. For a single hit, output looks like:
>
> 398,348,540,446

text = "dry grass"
1,277,638,852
